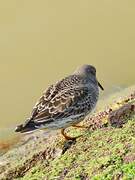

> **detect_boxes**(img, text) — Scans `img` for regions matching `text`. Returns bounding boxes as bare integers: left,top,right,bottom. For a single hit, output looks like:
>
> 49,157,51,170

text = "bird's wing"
30,75,82,118
29,85,90,126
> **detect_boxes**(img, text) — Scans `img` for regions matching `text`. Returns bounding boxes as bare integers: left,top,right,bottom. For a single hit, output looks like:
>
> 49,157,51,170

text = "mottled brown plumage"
15,65,104,140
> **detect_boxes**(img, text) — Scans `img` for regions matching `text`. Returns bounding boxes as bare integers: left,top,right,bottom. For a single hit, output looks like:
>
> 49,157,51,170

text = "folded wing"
29,86,91,127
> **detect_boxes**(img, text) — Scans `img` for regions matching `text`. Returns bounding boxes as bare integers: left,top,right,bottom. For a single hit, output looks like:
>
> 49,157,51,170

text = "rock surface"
0,86,135,180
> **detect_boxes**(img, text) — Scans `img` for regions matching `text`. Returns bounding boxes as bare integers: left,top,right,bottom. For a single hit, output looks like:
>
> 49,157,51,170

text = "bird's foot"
61,128,82,141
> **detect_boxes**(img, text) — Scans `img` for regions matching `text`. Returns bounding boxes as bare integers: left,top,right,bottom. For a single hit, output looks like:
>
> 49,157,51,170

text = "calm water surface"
0,0,135,140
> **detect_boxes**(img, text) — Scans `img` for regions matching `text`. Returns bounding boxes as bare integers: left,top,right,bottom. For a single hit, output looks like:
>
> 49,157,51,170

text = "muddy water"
0,0,135,141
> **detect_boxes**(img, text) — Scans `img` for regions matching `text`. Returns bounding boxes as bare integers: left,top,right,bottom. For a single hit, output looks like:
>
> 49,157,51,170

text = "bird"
15,64,104,140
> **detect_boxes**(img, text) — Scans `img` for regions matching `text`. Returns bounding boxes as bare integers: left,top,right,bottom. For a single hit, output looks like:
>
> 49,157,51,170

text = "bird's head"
74,64,104,90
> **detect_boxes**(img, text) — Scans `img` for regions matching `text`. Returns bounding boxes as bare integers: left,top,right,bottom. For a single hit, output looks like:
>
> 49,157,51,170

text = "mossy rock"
0,86,135,180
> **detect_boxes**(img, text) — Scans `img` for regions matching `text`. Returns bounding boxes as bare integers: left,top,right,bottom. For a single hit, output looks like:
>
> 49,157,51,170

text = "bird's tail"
15,120,37,133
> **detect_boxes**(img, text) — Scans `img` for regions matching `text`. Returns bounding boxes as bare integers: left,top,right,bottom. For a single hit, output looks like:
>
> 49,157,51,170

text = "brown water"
0,0,135,140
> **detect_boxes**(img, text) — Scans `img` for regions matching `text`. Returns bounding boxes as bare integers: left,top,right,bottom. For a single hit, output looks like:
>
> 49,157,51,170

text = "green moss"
19,119,135,180
121,162,135,180
18,165,46,180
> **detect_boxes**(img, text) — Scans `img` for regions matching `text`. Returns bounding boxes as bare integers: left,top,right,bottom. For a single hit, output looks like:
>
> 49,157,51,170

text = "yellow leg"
61,128,79,140
72,124,87,128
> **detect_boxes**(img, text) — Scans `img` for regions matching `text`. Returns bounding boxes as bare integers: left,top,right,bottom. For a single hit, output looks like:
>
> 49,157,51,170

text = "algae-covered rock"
0,86,135,180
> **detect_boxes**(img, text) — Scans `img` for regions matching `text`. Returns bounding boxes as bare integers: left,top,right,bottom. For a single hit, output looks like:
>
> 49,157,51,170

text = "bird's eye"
90,68,96,75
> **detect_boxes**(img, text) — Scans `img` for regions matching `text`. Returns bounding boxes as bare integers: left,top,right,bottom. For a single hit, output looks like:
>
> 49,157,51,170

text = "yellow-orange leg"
72,124,87,128
61,128,79,141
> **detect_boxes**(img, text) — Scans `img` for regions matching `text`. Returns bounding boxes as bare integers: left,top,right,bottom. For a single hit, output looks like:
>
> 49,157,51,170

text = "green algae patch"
18,120,135,180
41,121,135,179
18,165,46,180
